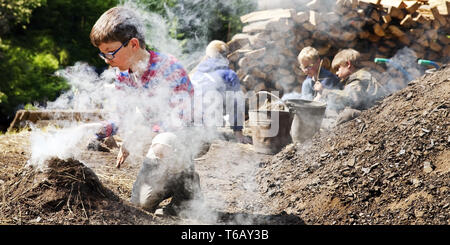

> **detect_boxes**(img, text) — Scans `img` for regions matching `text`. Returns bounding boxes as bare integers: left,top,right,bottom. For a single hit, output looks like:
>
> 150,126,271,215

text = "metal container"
285,99,327,143
249,109,293,154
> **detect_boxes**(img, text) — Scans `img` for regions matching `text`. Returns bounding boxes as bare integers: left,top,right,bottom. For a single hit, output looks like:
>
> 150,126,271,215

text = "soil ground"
0,65,448,225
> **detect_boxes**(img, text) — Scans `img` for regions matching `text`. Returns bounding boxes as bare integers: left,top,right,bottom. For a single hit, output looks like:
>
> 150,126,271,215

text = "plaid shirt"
97,50,193,139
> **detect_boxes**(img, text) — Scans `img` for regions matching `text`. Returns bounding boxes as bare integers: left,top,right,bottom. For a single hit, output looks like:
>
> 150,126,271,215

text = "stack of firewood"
227,0,449,95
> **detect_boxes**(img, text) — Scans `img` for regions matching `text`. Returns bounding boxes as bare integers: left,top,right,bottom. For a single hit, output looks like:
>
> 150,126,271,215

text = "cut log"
404,1,421,14
368,33,382,42
302,22,316,31
382,14,392,23
388,25,406,37
254,82,267,93
410,43,426,58
443,45,450,57
417,36,430,47
244,48,266,61
228,34,250,52
374,23,386,36
251,68,267,80
228,49,252,62
429,40,443,52
409,28,425,38
343,11,359,21
432,19,441,29
400,14,414,27
438,34,450,45
377,45,391,54
430,6,448,26
317,44,332,55
294,11,309,23
243,75,259,89
388,7,406,19
248,33,269,48
340,31,357,41
312,31,329,41
267,18,295,32
350,19,365,29
324,12,340,24
426,29,438,40
236,69,246,81
398,35,411,45
383,40,397,48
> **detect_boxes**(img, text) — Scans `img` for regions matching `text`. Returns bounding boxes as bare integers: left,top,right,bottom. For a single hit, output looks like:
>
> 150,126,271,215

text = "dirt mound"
257,65,450,224
1,157,156,224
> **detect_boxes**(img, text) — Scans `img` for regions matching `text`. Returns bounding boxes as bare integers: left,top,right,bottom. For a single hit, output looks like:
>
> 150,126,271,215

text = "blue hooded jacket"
191,57,243,131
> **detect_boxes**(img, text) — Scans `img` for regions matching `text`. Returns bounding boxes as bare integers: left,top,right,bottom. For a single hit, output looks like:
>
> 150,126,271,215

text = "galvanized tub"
249,92,293,155
285,99,327,143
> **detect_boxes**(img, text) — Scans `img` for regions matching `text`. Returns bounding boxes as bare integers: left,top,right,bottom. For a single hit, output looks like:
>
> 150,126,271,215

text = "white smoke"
28,0,266,225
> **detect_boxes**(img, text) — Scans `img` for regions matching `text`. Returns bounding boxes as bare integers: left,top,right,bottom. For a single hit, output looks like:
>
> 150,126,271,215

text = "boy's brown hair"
331,48,361,71
90,6,146,48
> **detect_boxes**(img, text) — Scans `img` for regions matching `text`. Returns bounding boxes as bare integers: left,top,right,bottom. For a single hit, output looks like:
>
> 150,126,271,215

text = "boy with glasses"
297,46,341,101
89,6,201,215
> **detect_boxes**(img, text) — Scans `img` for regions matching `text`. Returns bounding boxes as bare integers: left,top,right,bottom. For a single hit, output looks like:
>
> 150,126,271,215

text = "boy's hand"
116,145,129,168
313,81,323,93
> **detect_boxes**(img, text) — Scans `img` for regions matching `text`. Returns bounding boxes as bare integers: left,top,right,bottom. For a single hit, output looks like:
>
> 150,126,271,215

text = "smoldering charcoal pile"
227,0,449,96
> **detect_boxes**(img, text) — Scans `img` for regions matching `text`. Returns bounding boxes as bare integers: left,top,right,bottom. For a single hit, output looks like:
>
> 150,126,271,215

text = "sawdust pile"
257,65,449,225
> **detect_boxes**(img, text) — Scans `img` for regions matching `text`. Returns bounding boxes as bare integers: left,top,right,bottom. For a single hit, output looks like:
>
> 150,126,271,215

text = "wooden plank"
429,0,450,15
309,10,320,27
242,20,272,33
412,13,427,24
382,14,392,23
380,0,406,9
400,14,414,27
359,0,381,4
240,9,294,23
404,1,421,13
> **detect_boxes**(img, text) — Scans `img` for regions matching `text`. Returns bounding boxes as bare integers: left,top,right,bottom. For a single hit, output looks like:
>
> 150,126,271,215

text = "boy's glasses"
300,63,315,71
98,39,130,60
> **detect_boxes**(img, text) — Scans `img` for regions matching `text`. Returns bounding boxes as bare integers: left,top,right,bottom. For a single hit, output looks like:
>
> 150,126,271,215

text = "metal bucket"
285,99,327,143
249,91,293,155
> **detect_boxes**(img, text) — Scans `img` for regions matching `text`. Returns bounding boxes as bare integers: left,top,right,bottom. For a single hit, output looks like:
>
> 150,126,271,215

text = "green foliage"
0,39,69,119
0,0,46,35
0,0,117,125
